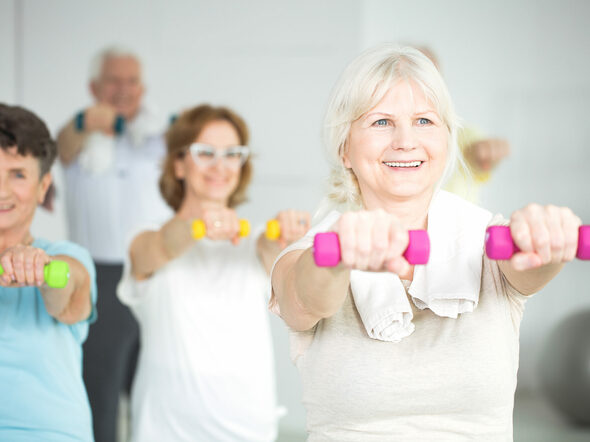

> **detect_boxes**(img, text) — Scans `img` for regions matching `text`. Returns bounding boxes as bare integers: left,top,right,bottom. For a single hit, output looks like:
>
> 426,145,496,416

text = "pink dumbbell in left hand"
485,225,590,260
313,230,430,267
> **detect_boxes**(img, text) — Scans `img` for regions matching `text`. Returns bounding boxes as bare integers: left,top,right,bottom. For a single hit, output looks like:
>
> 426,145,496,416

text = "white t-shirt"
271,203,529,442
63,112,172,263
118,230,278,442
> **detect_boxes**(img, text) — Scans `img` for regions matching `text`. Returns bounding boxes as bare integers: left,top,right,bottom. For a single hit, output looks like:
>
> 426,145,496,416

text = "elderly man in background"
57,46,171,442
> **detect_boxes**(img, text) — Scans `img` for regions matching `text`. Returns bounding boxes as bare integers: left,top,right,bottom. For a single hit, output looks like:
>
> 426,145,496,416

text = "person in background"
0,103,97,442
418,45,510,202
270,45,581,440
56,45,171,442
118,104,310,441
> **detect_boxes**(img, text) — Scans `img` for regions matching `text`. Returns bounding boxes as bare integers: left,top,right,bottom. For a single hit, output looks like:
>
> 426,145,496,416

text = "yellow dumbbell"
191,219,251,240
265,219,310,241
265,219,281,240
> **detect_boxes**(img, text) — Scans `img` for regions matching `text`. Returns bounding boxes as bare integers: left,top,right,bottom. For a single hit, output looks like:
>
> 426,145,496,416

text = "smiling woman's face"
344,79,449,209
174,120,243,207
0,147,50,236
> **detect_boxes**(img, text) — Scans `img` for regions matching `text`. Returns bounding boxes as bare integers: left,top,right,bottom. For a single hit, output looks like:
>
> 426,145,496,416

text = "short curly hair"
0,103,57,176
160,104,252,211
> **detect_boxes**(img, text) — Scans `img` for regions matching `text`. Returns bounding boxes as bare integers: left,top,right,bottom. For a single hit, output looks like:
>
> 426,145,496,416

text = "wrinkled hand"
335,209,410,274
202,207,242,245
0,245,51,287
465,138,510,172
84,103,117,134
274,209,311,249
509,204,581,271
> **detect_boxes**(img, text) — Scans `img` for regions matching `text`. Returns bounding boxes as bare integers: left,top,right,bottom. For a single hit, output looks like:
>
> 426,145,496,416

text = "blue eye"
373,119,389,127
418,118,432,125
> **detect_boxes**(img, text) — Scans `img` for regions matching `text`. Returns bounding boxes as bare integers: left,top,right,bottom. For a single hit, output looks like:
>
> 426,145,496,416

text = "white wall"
361,0,590,391
0,1,15,104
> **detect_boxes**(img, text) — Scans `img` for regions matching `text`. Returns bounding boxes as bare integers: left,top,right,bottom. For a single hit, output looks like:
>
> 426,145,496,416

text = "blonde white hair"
89,45,141,82
322,44,463,212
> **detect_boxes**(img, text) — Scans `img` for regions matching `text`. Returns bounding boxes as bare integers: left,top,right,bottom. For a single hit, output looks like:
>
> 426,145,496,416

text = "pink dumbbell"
313,230,430,267
485,225,590,260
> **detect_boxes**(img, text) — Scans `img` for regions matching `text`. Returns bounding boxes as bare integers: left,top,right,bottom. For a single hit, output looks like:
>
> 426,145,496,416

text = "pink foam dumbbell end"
313,232,341,267
485,226,519,260
313,229,430,267
405,230,430,264
578,225,590,260
485,225,590,260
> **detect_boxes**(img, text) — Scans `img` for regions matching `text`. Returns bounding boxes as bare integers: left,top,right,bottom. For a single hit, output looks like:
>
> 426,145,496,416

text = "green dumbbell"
0,260,70,289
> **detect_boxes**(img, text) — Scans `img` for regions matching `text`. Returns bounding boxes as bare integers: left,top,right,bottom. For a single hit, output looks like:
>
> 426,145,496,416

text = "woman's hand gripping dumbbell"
311,211,430,273
265,210,311,248
484,205,588,270
191,210,311,247
192,218,251,242
0,260,70,289
486,225,589,260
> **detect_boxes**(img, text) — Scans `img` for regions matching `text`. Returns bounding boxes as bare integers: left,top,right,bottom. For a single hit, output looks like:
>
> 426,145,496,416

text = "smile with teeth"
383,160,423,168
0,204,14,210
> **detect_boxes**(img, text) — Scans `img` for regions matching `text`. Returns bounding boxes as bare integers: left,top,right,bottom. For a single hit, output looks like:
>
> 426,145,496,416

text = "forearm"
499,261,565,296
274,249,350,331
56,120,87,165
161,217,195,260
131,217,193,279
257,234,282,275
41,255,91,324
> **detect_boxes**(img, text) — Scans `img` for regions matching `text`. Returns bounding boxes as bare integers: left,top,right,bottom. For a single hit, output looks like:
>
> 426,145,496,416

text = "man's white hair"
89,45,142,81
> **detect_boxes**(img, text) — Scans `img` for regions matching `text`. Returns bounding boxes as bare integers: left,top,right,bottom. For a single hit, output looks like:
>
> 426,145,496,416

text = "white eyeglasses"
188,143,250,169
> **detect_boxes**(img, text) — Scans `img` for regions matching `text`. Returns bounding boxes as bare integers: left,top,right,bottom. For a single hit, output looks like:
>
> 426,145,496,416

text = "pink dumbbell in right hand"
485,225,590,260
313,230,430,267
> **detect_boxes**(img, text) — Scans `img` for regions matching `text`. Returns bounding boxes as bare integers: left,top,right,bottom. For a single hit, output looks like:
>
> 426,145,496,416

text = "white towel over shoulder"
410,191,493,317
351,190,493,342
351,270,414,342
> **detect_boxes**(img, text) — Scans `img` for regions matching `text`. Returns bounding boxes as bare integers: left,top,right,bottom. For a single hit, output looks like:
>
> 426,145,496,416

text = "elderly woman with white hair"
270,44,582,441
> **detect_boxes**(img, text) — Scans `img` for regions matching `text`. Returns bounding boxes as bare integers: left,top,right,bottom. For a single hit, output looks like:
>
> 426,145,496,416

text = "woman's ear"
341,141,352,168
342,154,352,168
174,157,186,180
89,81,100,101
37,172,53,206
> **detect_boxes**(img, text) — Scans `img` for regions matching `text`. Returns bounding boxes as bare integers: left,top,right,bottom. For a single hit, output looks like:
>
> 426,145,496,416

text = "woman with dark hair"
0,103,96,441
117,104,309,441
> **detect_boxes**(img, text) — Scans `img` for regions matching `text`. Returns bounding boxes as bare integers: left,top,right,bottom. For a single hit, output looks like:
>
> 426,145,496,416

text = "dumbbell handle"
485,225,590,260
313,230,430,267
191,219,251,240
74,110,125,135
192,219,289,241
265,219,282,240
0,260,70,289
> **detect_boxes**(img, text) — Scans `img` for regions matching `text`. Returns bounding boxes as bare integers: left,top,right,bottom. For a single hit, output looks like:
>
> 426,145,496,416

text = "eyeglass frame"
187,142,250,169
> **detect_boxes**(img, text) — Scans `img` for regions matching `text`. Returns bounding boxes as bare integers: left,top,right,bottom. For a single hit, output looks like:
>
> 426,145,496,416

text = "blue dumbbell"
74,110,125,135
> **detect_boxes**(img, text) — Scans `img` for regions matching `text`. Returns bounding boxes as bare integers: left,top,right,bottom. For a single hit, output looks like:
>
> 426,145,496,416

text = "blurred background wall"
1,0,589,438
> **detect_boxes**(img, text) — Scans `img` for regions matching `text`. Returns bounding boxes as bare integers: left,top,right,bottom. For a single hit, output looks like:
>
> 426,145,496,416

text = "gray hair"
89,45,142,82
321,44,464,213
